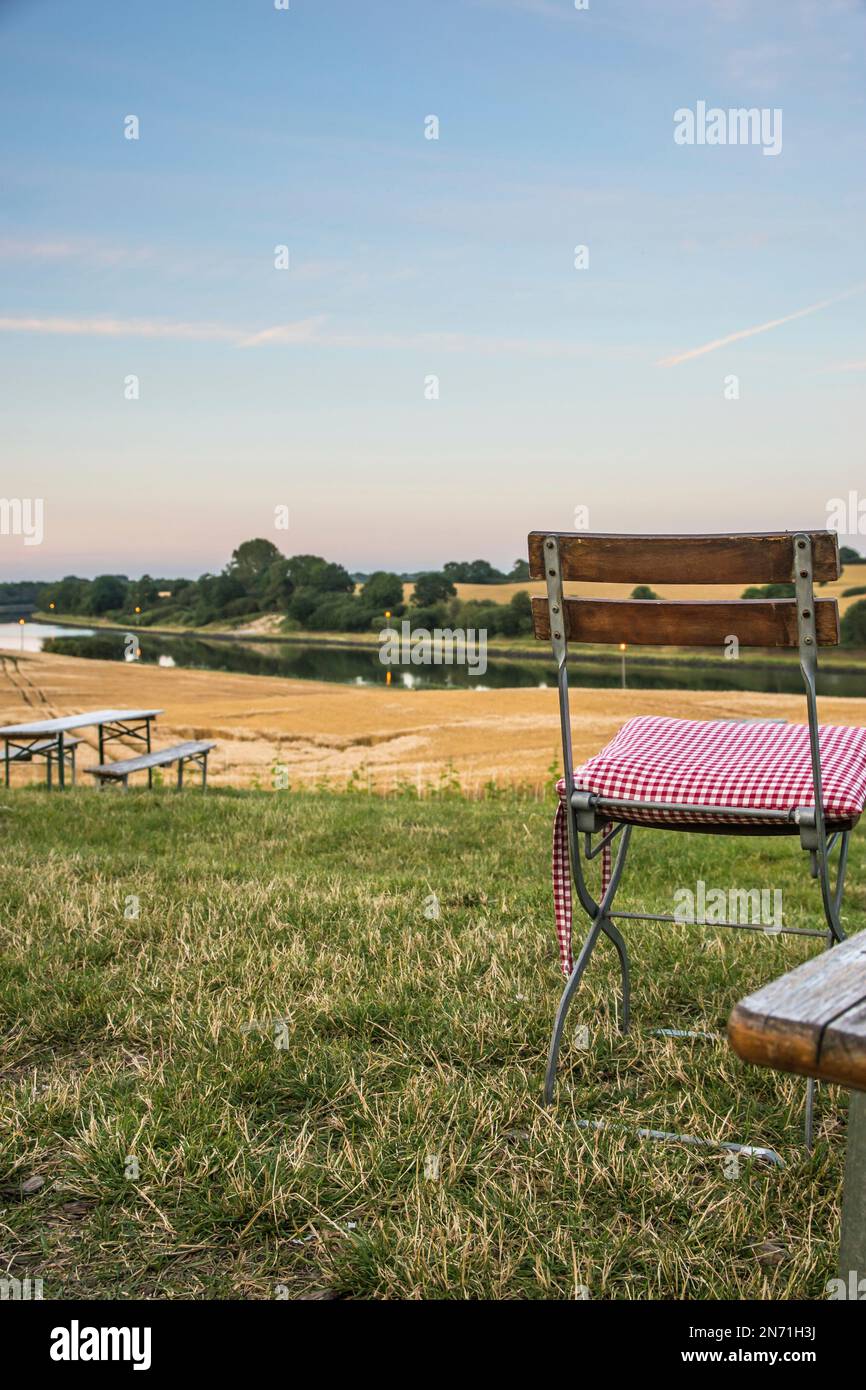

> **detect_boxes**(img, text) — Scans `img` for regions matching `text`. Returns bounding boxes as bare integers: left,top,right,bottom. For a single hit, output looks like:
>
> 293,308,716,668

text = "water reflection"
0,620,95,652
19,624,862,695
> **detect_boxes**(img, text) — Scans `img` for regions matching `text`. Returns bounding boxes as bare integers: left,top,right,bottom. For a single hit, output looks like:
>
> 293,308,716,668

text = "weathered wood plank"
87,741,216,779
728,932,866,1090
527,531,840,584
531,596,839,647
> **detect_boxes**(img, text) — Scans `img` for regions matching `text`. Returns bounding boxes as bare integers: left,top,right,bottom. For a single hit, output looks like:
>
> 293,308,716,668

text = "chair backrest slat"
527,530,839,585
531,596,840,648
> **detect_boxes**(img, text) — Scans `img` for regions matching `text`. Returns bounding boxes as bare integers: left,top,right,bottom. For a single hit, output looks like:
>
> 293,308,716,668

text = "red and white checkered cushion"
551,716,866,976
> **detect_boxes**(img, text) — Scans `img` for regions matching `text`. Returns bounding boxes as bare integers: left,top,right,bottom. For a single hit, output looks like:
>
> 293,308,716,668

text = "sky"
1,0,865,579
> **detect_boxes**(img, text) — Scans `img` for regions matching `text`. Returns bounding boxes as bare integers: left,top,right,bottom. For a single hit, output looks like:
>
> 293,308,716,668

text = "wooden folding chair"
529,530,866,1150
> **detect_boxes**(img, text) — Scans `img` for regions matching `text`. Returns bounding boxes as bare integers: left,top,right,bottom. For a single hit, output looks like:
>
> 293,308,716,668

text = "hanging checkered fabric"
551,716,866,977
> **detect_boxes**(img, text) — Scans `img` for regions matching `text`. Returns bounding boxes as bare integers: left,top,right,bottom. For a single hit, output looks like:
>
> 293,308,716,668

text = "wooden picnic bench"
5,735,83,787
86,740,216,790
729,930,866,1283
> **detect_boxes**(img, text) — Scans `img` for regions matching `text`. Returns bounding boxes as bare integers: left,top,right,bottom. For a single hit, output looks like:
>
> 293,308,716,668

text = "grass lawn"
1,785,862,1300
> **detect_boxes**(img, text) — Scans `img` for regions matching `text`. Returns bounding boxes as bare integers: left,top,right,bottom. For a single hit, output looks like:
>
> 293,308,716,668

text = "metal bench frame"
541,531,852,1151
4,736,82,788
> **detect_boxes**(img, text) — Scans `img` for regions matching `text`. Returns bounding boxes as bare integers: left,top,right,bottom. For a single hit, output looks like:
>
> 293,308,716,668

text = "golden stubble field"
3,649,866,793
438,561,866,615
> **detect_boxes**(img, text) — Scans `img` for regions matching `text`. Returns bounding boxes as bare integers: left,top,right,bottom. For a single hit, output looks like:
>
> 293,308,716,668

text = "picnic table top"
0,709,163,737
728,930,866,1092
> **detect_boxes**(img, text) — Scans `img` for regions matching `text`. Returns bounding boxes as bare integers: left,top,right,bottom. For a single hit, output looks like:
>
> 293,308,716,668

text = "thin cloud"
236,317,329,348
0,238,155,266
655,283,866,367
0,312,606,358
0,315,241,342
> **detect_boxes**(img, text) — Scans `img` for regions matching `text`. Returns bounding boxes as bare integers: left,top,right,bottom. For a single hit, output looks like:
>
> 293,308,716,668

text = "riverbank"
3,649,866,791
29,613,866,676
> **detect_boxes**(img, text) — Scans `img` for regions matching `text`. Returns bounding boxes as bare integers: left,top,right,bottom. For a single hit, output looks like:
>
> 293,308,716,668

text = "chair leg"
545,823,633,1104
803,832,850,1149
544,917,606,1104
601,915,631,1035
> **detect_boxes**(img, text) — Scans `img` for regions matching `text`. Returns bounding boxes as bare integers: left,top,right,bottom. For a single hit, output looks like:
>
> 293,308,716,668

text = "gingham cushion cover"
552,715,866,977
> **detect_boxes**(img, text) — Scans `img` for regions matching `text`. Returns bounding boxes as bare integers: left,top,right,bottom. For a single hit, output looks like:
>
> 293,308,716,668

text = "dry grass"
0,786,858,1299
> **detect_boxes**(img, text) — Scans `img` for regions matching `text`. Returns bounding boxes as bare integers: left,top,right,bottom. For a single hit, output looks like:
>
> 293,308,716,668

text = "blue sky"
1,0,865,578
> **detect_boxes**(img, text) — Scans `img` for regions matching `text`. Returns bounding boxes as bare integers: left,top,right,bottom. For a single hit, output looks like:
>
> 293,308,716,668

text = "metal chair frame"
541,531,852,1151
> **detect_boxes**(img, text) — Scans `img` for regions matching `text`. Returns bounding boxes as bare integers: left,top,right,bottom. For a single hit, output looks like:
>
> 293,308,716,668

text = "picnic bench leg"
4,741,8,787
57,731,65,790
98,724,104,764
46,750,53,791
177,758,184,789
122,775,129,792
70,743,76,787
147,719,153,789
201,753,208,791
839,1090,866,1280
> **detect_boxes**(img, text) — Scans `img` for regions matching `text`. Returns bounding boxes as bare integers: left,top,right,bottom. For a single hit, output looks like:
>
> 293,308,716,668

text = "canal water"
0,620,862,695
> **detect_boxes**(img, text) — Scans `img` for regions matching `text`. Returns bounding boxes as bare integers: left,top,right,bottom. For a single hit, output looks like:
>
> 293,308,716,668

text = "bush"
306,595,371,632
741,583,795,599
224,597,260,618
841,598,866,646
412,572,457,606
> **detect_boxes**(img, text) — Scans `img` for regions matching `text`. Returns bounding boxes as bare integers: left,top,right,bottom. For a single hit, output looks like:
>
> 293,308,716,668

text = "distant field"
4,650,866,793
419,561,866,614
1,786,858,1297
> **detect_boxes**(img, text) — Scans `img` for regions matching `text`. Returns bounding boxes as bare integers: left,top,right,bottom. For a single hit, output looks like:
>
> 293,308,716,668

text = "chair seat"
566,715,866,827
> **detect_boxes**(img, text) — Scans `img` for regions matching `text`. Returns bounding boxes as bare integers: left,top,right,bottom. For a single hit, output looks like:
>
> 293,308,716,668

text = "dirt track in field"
2,649,866,793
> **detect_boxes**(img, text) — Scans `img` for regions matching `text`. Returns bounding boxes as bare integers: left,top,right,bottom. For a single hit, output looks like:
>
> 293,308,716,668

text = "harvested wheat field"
3,648,866,793
423,560,866,616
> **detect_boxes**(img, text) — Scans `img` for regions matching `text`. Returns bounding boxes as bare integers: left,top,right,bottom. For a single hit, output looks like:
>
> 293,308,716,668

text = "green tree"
228,538,284,590
361,571,404,613
87,575,128,615
258,559,295,612
126,574,160,611
412,572,457,606
840,546,863,564
508,589,533,632
285,554,354,594
39,576,89,613
841,598,866,646
507,559,531,582
442,559,506,584
630,585,660,600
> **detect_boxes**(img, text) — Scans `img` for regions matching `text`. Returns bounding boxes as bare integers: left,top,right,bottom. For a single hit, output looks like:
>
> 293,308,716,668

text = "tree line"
32,540,537,637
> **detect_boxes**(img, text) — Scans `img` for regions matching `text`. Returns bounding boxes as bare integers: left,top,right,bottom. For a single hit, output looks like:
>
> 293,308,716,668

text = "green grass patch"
1,787,861,1299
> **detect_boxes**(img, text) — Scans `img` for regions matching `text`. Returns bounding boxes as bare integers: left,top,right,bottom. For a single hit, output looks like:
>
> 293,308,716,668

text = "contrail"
655,283,866,367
